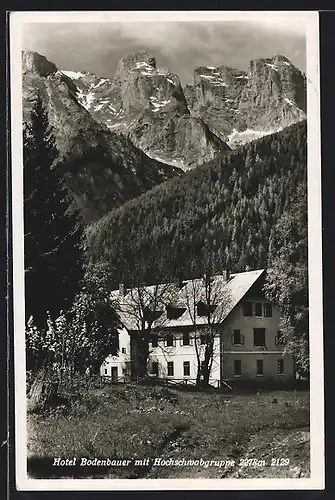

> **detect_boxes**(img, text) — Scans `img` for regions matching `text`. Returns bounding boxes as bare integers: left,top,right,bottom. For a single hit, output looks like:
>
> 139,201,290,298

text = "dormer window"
166,305,185,320
197,302,216,317
143,307,162,322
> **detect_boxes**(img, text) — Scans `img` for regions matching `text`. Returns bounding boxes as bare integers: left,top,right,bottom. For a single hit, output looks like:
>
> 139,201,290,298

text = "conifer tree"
24,96,84,328
264,182,309,377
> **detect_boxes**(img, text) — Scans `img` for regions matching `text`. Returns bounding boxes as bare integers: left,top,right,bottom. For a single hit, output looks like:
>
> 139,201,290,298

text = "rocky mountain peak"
22,51,58,78
244,54,306,114
184,54,306,147
22,50,183,223
112,50,189,116
248,54,300,75
32,49,306,169
115,50,156,79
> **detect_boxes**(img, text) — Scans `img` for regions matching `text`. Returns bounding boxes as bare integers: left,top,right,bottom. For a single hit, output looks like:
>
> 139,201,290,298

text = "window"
232,329,243,345
167,306,185,320
104,368,108,375
256,359,264,376
254,328,266,346
243,302,253,316
111,366,118,381
275,330,286,345
122,368,127,375
151,335,158,347
255,303,263,317
151,362,159,376
182,332,190,346
167,361,174,377
197,303,215,317
234,360,242,376
264,303,272,317
183,361,190,376
200,333,206,344
121,347,126,354
166,333,174,347
278,359,284,375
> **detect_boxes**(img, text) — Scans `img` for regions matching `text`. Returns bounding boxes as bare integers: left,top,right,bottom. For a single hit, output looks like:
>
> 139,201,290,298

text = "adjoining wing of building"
100,269,294,387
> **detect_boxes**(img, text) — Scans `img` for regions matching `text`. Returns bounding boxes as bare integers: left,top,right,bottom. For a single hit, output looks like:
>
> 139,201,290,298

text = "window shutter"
231,333,234,345
241,333,245,345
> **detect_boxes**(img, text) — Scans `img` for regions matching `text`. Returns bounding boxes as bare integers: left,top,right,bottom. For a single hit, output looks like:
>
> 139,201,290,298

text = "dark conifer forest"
86,120,307,286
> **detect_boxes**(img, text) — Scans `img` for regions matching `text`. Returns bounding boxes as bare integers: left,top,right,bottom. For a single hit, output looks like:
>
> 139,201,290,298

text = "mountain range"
22,49,307,220
59,50,306,163
22,51,181,222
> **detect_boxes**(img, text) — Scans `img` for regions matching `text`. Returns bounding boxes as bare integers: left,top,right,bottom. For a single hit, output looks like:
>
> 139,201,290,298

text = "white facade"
220,297,294,382
148,330,221,386
99,270,295,386
100,327,131,381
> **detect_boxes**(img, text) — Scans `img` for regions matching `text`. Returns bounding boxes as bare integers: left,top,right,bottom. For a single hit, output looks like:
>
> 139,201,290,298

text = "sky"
21,16,307,85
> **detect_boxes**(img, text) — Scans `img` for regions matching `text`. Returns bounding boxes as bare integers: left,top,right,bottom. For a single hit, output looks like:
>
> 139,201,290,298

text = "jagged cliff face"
185,55,306,148
59,50,306,159
60,50,231,170
22,49,307,181
22,51,182,223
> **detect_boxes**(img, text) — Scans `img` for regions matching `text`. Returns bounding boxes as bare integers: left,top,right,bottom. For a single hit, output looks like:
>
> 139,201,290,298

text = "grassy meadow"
27,381,310,479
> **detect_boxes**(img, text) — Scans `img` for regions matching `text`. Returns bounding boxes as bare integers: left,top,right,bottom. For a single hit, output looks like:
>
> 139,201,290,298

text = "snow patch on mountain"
94,79,109,88
150,98,171,112
284,97,295,106
61,70,87,80
265,63,278,71
136,61,154,70
85,92,96,108
198,74,228,87
144,151,186,171
227,128,274,148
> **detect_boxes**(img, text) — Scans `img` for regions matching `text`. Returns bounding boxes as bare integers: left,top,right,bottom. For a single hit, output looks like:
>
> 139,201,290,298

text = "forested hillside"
86,120,307,285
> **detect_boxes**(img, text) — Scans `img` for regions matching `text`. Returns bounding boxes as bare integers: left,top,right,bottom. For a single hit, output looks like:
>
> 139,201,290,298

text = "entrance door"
111,366,118,382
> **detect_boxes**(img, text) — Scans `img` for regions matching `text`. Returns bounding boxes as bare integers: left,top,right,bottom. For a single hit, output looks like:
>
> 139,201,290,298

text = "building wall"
221,297,295,382
100,327,131,380
222,352,294,383
148,329,221,385
100,294,295,386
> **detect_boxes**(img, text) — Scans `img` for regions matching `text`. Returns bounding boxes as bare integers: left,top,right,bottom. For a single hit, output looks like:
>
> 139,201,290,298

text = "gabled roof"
111,282,179,331
112,269,265,331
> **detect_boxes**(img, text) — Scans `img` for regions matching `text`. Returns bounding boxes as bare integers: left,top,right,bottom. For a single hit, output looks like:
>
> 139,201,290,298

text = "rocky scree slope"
61,50,231,170
184,54,306,148
22,51,182,223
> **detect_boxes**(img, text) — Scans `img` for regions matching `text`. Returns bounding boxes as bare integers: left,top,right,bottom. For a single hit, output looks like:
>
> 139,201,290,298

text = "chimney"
224,269,230,281
119,283,126,297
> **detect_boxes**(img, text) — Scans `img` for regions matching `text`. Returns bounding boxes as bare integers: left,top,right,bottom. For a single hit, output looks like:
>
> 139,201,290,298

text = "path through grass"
27,383,310,479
